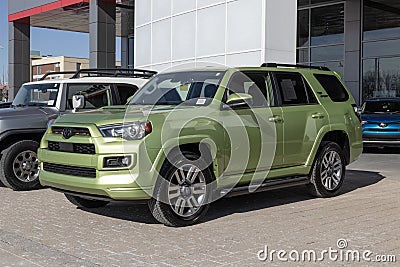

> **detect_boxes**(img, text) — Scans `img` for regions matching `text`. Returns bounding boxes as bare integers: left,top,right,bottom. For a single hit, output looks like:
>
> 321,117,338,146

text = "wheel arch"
0,130,45,152
306,127,350,166
152,136,220,180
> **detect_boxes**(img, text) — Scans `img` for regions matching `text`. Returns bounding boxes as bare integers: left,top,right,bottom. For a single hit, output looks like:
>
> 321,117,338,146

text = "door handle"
311,113,325,119
269,116,283,123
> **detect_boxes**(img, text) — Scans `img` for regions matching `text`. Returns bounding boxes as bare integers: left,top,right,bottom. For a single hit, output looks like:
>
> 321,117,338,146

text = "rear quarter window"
314,74,349,102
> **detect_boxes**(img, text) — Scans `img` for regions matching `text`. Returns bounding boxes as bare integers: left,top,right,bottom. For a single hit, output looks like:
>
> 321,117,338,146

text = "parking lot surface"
1,149,399,266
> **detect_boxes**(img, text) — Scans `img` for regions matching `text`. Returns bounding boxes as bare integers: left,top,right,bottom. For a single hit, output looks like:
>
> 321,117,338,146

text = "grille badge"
62,128,74,139
379,123,388,128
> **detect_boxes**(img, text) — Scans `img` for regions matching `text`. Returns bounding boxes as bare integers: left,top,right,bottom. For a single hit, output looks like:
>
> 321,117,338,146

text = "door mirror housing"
225,93,253,109
72,95,85,111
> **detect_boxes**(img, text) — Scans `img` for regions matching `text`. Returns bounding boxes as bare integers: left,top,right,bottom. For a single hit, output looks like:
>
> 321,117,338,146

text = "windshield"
363,100,400,114
13,83,60,107
129,71,225,106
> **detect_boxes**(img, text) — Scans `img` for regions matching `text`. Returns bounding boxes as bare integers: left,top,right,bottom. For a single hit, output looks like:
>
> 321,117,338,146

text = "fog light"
103,156,132,168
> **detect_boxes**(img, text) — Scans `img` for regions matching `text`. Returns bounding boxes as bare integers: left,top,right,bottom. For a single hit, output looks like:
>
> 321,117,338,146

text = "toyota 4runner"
38,64,363,226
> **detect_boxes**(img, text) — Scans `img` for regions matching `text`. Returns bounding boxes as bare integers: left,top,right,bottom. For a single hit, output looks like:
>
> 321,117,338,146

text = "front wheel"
308,142,346,198
148,152,213,227
0,140,41,191
64,194,109,208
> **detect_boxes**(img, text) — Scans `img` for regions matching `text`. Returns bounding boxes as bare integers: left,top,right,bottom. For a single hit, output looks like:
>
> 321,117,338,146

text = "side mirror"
72,95,85,111
225,93,253,109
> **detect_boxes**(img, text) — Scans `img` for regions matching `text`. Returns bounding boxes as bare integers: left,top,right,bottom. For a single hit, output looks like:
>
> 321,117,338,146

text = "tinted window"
363,100,400,114
66,84,112,110
274,72,314,105
116,84,138,104
226,72,270,108
314,74,349,102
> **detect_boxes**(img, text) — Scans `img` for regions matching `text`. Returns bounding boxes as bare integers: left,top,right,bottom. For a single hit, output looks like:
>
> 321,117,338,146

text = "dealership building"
7,0,400,104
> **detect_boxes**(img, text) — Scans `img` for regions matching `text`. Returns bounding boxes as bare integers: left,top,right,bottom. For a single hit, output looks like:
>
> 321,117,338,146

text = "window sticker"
48,100,55,106
281,79,297,101
196,98,207,105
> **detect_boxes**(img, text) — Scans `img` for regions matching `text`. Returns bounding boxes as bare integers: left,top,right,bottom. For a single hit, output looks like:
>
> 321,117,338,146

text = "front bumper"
38,135,159,200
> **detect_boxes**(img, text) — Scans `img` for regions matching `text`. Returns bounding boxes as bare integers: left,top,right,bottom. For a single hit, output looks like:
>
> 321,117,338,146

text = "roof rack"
39,71,77,81
71,68,157,79
261,63,330,71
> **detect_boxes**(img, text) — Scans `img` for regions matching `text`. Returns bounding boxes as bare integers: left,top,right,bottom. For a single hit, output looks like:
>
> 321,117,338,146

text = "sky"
0,1,121,83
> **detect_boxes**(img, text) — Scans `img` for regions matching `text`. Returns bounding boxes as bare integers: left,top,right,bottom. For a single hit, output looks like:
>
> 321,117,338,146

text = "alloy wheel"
13,150,40,183
167,164,207,218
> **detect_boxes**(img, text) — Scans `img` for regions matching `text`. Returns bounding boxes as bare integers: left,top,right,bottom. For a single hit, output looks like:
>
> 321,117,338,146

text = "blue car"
361,98,400,147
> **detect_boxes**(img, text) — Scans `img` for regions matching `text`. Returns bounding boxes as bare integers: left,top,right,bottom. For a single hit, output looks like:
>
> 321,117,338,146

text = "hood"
0,106,58,131
361,113,400,123
55,105,196,126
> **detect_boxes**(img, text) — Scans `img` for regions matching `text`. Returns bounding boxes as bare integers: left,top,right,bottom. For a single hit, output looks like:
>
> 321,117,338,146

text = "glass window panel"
311,0,336,4
298,0,309,8
297,48,309,63
363,39,400,58
362,57,400,101
297,9,309,47
311,4,344,46
311,61,344,76
376,57,400,97
363,0,400,41
311,45,344,61
362,59,377,101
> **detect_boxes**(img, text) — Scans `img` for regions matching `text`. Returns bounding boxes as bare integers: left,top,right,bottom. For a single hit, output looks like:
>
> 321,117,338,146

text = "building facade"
7,0,400,104
31,56,90,81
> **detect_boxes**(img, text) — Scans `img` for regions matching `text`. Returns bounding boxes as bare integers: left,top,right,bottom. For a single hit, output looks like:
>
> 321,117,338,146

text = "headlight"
98,121,152,140
361,121,368,125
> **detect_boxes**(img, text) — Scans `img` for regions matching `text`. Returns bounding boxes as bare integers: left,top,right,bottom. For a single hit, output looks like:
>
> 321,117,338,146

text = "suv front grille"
52,127,91,137
48,141,95,154
43,163,96,178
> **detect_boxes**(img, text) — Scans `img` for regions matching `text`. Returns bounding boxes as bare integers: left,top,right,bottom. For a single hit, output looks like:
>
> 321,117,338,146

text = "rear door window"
314,74,349,102
273,72,317,106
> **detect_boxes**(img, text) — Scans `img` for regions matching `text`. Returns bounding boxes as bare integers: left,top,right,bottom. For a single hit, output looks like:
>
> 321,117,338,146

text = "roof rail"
261,63,330,71
39,71,77,81
71,68,157,79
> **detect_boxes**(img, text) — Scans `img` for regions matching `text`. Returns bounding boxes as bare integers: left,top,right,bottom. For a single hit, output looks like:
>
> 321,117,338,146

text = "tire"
148,151,213,227
64,194,109,208
308,142,346,198
0,140,41,191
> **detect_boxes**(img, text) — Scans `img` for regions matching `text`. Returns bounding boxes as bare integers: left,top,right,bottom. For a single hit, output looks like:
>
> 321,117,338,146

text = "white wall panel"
197,0,225,8
172,12,196,61
152,0,172,21
135,25,152,66
172,0,196,14
152,19,172,64
197,5,226,57
226,0,263,53
226,51,262,67
135,0,152,26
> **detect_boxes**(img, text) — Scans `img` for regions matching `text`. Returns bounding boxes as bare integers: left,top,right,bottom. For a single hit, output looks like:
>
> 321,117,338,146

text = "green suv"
38,64,363,226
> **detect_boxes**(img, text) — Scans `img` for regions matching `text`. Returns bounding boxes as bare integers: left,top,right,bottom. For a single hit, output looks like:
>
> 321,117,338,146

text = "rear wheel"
308,142,345,198
0,140,41,191
64,194,109,208
148,152,213,227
